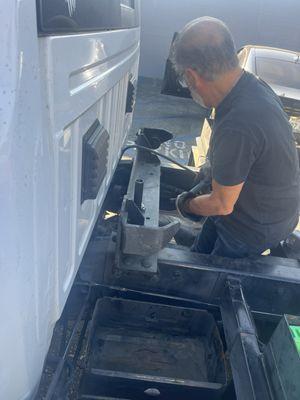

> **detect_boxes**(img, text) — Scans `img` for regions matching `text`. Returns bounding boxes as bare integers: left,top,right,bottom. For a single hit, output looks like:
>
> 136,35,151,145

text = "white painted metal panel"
0,1,140,398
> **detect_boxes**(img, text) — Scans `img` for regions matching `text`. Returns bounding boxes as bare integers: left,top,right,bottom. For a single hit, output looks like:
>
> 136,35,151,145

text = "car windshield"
256,56,300,90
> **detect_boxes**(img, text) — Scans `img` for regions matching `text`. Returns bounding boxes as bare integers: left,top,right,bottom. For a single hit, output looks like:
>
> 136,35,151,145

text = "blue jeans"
191,217,265,258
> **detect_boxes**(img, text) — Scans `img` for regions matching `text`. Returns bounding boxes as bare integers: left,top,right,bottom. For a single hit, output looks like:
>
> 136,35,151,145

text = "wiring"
121,144,197,176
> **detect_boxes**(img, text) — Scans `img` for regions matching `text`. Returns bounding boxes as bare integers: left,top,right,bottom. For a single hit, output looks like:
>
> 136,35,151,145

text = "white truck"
2,2,300,400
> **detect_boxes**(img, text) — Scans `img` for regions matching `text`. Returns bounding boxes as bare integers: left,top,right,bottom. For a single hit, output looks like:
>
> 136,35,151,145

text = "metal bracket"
220,279,274,400
117,128,180,273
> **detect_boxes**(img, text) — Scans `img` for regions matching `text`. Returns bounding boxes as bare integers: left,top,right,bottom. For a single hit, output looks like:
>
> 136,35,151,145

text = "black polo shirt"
210,71,300,248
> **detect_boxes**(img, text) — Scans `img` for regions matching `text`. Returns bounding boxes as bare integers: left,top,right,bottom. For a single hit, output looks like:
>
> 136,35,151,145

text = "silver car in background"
238,45,300,141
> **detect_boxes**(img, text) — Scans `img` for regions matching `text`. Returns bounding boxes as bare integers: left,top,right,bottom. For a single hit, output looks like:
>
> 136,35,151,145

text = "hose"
121,144,197,176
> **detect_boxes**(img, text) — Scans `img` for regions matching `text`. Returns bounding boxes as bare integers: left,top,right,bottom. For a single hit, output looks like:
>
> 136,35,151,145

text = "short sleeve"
211,130,256,186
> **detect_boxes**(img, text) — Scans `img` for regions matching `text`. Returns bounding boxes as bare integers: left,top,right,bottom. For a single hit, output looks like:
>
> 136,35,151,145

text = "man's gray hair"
171,17,239,81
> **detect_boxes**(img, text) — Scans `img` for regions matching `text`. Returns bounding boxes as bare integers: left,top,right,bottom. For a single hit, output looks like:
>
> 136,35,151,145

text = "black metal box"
80,297,227,400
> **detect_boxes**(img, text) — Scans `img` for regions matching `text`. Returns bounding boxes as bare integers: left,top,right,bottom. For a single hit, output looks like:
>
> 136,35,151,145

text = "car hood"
269,83,300,116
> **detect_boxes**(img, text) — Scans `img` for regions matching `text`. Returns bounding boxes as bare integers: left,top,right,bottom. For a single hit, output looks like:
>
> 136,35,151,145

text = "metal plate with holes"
117,129,180,273
108,246,300,317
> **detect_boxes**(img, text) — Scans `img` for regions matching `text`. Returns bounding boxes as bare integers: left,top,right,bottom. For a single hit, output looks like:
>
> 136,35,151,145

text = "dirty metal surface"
221,280,273,400
118,129,180,273
107,245,300,318
92,326,209,381
121,157,179,257
80,297,227,400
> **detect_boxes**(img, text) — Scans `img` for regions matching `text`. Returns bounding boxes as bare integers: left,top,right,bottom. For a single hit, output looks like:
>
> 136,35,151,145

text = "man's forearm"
187,193,233,216
182,179,243,218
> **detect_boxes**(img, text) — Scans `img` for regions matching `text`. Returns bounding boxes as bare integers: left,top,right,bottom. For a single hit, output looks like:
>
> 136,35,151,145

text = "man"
172,17,300,258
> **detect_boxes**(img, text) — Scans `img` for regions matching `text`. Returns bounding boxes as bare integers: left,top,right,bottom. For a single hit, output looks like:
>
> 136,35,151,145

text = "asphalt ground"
128,76,208,165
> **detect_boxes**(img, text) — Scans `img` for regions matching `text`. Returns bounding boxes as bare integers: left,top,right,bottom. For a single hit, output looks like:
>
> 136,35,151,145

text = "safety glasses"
177,73,188,88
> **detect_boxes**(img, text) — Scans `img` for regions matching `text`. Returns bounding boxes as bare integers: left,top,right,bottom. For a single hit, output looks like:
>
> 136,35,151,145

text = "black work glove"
176,191,202,222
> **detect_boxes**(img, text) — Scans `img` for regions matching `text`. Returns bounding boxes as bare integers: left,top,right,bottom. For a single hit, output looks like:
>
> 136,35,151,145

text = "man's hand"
176,191,202,222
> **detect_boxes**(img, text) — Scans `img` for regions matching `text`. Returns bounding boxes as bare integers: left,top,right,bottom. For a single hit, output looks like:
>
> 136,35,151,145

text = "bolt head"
123,256,131,266
141,259,151,269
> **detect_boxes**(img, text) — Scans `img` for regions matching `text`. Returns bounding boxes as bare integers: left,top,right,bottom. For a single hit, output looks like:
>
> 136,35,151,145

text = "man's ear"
185,68,197,87
185,68,204,90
